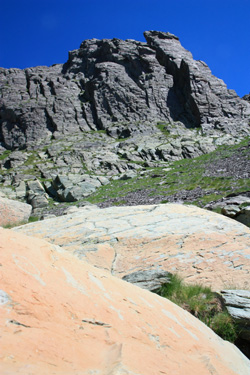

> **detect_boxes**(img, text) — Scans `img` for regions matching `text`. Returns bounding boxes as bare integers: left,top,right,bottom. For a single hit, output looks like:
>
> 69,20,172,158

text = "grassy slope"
86,137,250,209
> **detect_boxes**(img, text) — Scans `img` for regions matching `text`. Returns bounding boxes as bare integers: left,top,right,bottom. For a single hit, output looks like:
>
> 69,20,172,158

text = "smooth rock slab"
0,228,250,375
15,204,250,290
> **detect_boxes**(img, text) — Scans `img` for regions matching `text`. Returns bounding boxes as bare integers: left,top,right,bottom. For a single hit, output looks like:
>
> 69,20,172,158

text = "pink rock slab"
15,204,250,290
1,228,250,374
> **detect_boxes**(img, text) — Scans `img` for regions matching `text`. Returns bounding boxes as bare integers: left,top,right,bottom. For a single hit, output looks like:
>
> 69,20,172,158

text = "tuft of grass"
209,312,237,342
156,122,171,137
28,216,39,223
155,274,238,342
0,149,12,161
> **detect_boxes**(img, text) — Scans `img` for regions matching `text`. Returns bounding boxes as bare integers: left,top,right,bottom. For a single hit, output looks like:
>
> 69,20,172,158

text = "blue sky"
1,0,249,97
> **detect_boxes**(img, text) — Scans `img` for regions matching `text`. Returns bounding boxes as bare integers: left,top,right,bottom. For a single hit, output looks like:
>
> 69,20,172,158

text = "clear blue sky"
1,0,249,97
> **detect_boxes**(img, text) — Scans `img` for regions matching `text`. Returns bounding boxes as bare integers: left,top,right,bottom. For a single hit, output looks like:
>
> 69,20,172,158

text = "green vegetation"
0,149,11,160
155,274,238,342
28,216,39,223
156,122,170,137
86,136,250,209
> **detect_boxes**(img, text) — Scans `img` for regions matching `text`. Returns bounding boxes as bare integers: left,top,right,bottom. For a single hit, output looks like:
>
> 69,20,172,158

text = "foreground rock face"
0,196,32,227
1,227,250,374
1,31,250,150
15,204,250,290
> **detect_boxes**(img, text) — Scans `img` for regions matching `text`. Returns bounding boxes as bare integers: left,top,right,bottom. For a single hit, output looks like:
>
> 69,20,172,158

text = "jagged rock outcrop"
243,93,250,103
15,203,250,290
1,227,250,374
1,31,250,150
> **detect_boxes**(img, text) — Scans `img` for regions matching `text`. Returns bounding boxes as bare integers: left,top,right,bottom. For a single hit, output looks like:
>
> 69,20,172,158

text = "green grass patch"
0,149,11,161
156,122,170,137
155,274,238,342
85,136,250,208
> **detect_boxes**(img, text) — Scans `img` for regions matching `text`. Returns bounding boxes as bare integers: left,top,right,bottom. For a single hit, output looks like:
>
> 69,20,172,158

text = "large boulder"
1,227,250,374
0,197,32,227
46,174,105,202
15,203,250,290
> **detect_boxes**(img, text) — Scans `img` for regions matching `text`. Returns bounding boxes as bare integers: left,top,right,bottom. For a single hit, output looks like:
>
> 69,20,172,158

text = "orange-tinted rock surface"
0,196,32,227
1,227,250,374
15,204,250,290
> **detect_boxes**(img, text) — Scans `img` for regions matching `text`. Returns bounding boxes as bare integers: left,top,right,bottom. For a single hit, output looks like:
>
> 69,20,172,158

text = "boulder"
0,197,32,227
208,195,250,226
3,151,28,168
220,290,250,342
221,205,242,218
236,206,250,227
26,179,45,195
29,194,49,209
122,269,171,291
15,203,250,290
1,227,250,374
57,183,97,202
119,171,137,180
50,174,102,202
15,181,26,199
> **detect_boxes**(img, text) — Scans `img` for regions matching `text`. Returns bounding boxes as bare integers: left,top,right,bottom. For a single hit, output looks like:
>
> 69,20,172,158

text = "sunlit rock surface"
15,203,250,290
1,227,250,374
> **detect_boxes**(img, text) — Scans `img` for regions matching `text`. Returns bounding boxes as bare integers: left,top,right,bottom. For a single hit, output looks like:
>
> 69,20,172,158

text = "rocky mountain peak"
1,31,249,150
144,30,180,40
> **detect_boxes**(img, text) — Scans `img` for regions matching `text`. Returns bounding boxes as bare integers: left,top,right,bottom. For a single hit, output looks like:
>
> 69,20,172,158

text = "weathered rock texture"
0,196,32,227
243,93,250,103
122,269,172,291
1,227,250,374
1,31,250,150
15,204,250,290
220,290,250,342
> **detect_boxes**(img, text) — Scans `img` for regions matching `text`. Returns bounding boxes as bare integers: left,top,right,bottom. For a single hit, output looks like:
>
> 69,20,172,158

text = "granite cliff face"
1,31,250,150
